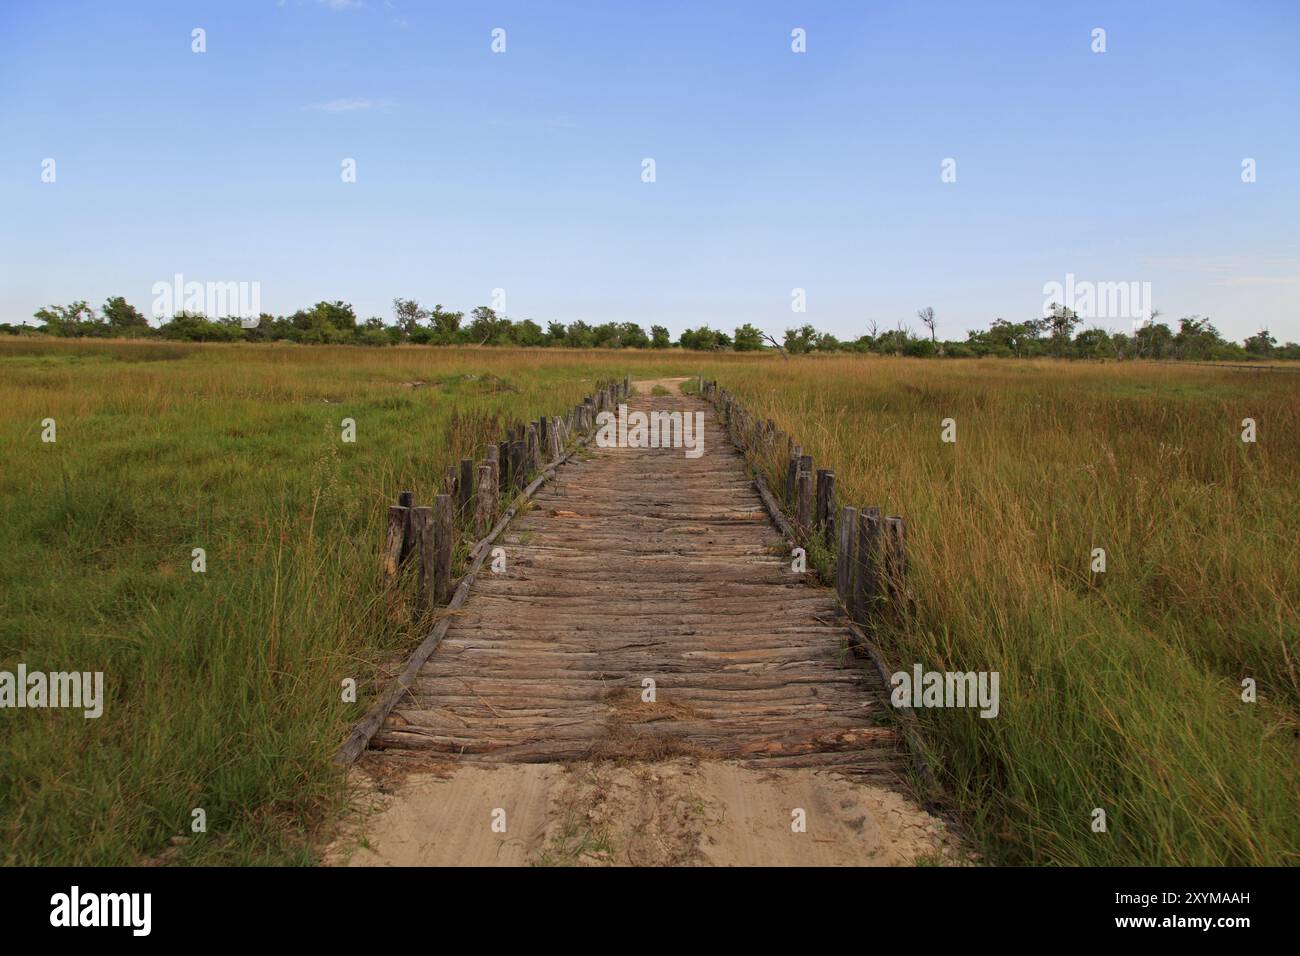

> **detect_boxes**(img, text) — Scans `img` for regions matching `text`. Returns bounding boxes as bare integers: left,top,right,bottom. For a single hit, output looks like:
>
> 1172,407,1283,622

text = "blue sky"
2,0,1297,341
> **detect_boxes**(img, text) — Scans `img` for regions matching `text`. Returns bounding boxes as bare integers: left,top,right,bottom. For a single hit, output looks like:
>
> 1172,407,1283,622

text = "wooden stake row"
379,377,631,622
700,378,910,634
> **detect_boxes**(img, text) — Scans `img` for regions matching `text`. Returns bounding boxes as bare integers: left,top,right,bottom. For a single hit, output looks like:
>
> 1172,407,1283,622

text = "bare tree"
917,306,936,344
761,331,789,360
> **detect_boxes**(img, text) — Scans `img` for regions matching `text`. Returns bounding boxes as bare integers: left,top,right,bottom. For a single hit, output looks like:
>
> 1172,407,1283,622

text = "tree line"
5,297,1296,361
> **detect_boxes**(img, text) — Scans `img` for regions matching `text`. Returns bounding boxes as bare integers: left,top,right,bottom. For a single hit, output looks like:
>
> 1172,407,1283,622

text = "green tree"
513,319,545,346
650,324,671,349
467,306,504,344
102,296,149,333
1172,316,1224,360
544,321,567,345
429,304,464,341
1243,329,1276,357
783,324,818,354
34,301,96,337
733,323,765,351
392,298,428,338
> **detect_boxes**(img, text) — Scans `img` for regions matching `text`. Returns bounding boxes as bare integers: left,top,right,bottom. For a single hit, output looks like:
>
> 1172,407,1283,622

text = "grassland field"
0,338,1295,866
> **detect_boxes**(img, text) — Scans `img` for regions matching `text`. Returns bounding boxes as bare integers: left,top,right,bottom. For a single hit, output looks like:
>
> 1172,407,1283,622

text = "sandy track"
327,758,959,866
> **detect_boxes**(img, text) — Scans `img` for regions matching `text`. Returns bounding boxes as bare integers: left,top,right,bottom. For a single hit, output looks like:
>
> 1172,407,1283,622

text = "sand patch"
326,758,962,867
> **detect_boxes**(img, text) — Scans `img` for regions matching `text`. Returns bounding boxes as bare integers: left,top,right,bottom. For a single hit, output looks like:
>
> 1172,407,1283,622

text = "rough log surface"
368,383,907,782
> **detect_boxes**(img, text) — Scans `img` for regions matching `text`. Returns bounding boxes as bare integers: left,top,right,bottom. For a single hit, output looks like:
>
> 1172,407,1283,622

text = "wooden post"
510,440,526,490
413,506,434,617
381,504,409,587
458,458,474,517
442,465,458,500
856,507,883,627
433,494,454,605
397,490,414,564
527,423,539,471
786,449,800,503
817,471,836,548
796,470,812,529
498,441,510,491
884,516,908,617
475,463,496,535
836,505,857,606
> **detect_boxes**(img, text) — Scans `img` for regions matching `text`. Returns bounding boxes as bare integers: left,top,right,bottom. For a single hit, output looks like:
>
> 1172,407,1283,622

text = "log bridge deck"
367,381,906,781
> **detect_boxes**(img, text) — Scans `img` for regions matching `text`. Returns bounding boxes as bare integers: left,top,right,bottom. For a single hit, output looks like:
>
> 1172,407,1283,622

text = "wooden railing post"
527,423,540,471
475,463,496,535
816,471,836,548
796,469,813,529
509,440,525,490
413,505,435,617
458,458,474,517
396,490,414,564
382,504,409,587
433,494,454,605
855,507,883,627
836,505,857,606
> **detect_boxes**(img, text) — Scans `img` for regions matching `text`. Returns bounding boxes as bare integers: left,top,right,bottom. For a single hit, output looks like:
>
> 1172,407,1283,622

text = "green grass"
701,356,1299,866
0,340,694,865
2,341,1295,867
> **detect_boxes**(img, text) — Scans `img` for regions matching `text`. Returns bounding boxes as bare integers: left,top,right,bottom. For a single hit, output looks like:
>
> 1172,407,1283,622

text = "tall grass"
0,340,694,864
706,357,1299,866
3,341,1295,866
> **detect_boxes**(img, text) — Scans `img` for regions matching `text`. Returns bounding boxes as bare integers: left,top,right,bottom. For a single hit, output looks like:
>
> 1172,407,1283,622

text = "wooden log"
381,504,409,587
475,463,496,535
527,423,540,471
817,472,836,548
433,494,454,605
785,452,800,504
458,458,474,517
397,490,414,564
498,441,510,491
510,440,526,490
796,470,813,529
442,464,458,500
413,506,435,617
836,505,857,606
856,507,883,627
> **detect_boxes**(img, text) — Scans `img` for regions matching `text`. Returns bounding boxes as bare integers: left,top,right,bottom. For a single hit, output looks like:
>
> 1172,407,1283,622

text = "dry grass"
3,339,1294,866
699,356,1299,865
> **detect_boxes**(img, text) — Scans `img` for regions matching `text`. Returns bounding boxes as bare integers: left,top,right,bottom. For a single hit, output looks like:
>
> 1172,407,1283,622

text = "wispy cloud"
317,0,362,10
310,97,392,113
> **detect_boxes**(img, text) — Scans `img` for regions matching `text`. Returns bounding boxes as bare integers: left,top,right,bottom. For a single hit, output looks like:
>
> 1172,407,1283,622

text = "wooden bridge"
362,380,907,779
